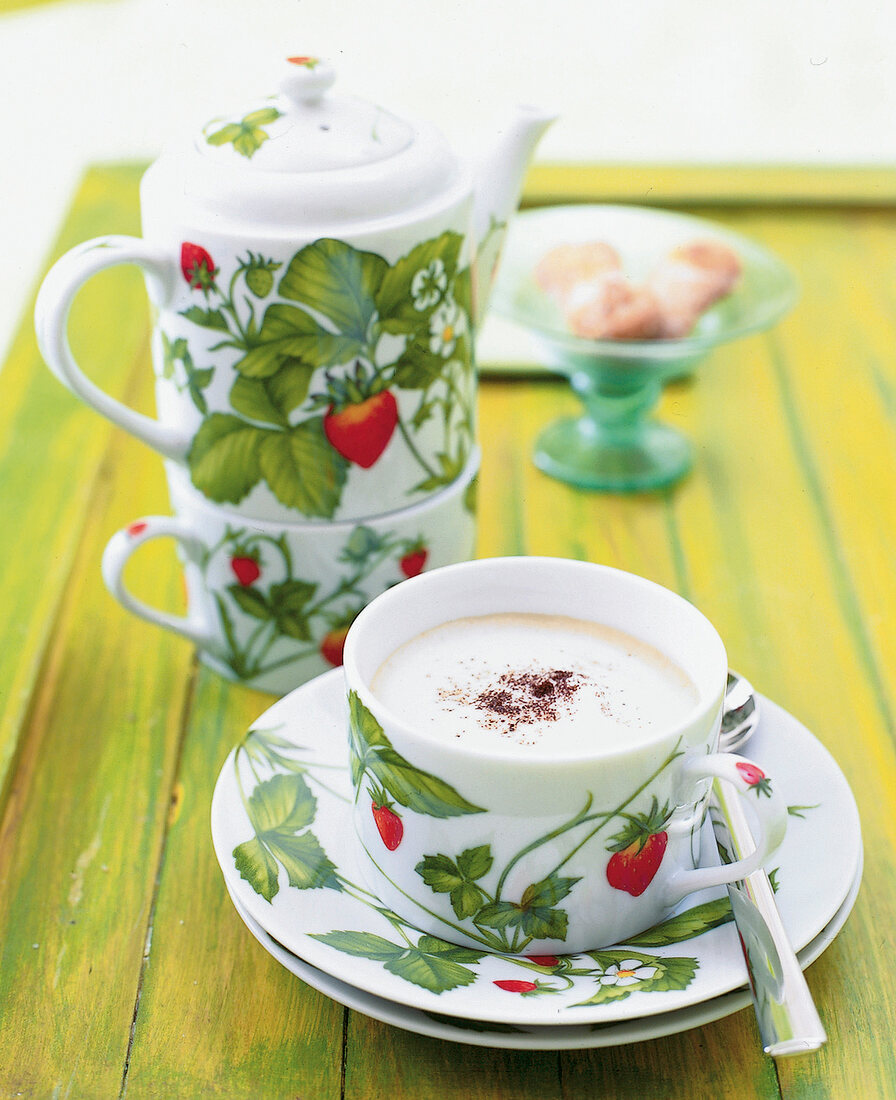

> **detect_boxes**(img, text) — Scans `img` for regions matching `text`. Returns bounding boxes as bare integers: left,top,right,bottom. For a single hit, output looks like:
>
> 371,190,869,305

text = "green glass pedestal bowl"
492,204,797,492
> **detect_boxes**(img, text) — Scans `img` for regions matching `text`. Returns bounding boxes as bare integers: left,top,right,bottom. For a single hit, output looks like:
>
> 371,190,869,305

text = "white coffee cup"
342,556,787,954
101,453,478,695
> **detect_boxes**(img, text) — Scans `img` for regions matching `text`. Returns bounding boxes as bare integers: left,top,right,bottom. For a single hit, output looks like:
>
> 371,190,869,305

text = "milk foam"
370,613,699,756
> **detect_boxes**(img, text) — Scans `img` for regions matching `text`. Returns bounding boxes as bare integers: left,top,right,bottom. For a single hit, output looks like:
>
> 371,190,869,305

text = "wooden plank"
525,163,896,208
121,667,345,1099
0,162,149,810
477,377,690,589
668,206,894,1098
4,163,894,1097
0,384,193,1096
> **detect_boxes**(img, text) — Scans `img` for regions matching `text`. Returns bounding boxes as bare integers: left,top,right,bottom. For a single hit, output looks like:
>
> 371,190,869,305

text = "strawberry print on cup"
101,453,479,696
35,60,554,525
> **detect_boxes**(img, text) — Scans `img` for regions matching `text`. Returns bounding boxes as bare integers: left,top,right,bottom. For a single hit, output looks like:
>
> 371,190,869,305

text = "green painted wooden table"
1,162,895,1098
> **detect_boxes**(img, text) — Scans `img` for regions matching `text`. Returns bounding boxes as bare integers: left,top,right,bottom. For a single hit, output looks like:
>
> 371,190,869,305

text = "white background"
2,0,895,358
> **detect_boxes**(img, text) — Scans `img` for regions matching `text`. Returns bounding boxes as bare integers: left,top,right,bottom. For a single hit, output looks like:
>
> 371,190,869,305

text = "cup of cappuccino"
342,556,787,954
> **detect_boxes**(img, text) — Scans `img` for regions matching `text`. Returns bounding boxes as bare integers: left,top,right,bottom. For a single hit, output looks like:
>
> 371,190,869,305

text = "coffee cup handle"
34,235,190,461
101,517,214,646
661,752,789,905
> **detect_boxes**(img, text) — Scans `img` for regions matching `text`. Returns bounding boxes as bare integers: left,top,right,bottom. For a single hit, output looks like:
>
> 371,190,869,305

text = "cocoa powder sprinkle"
469,668,584,733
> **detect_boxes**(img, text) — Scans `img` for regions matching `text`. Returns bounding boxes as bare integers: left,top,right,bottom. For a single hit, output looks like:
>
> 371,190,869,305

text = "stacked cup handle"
101,517,214,647
34,235,190,461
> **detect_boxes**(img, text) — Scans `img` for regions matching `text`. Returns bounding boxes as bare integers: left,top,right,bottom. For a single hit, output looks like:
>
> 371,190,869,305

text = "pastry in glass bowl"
534,237,743,341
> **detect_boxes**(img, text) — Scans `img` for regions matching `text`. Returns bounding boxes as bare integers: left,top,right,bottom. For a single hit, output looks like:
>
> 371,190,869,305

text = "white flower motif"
429,298,466,358
597,961,658,987
411,259,448,310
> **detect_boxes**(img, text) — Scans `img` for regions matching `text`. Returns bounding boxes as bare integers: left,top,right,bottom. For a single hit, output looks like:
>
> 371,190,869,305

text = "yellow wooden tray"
2,160,894,1098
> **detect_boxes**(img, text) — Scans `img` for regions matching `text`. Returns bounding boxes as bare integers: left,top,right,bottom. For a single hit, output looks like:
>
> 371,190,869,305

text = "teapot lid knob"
280,57,337,105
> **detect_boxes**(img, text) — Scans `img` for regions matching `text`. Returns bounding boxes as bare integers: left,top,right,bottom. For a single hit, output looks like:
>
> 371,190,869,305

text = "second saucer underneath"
211,669,861,1026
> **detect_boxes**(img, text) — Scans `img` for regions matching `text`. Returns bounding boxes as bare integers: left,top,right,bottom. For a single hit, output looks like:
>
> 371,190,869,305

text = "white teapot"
36,57,553,523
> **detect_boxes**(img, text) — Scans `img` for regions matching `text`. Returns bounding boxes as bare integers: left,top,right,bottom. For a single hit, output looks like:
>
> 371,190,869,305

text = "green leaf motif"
339,525,389,565
180,305,230,331
230,376,289,428
230,357,320,429
621,897,733,947
245,107,283,126
572,951,698,1007
457,844,493,881
410,449,468,494
415,935,486,964
188,414,266,504
452,265,473,319
278,239,388,342
477,872,579,941
242,727,312,774
310,930,403,962
348,690,485,819
233,837,280,902
161,333,187,378
267,359,318,418
268,578,318,640
390,337,449,392
369,745,484,820
463,474,478,516
229,584,272,621
235,303,363,379
206,107,283,159
187,368,214,416
265,830,339,892
416,847,493,920
451,882,488,921
384,949,479,994
258,419,348,518
348,690,385,786
472,901,521,932
376,232,464,334
520,874,579,911
214,593,245,677
478,902,568,942
234,772,340,900
309,930,479,994
247,772,317,835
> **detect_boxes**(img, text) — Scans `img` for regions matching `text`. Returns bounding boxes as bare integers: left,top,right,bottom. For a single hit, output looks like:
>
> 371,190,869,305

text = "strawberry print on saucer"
210,670,862,1027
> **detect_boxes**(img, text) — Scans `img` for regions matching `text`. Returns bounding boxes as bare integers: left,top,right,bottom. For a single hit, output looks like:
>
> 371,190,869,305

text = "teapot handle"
34,235,191,460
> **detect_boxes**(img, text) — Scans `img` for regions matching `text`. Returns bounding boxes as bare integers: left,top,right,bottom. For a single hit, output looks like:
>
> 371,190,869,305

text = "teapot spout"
472,104,556,322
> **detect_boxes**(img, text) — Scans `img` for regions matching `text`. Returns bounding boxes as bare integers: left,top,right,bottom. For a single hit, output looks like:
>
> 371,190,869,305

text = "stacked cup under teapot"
35,58,553,694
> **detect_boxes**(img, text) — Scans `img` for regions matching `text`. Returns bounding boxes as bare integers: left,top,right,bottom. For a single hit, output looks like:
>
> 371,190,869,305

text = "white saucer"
226,858,861,1049
211,669,862,1029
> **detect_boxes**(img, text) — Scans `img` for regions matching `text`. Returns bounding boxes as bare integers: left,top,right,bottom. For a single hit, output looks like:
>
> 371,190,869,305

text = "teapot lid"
144,57,469,233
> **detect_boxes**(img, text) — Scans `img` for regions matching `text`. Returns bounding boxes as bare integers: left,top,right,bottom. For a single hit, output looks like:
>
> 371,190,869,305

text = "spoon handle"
710,777,827,1057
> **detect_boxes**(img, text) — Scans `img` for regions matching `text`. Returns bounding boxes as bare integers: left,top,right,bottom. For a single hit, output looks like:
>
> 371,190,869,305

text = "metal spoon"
714,671,827,1057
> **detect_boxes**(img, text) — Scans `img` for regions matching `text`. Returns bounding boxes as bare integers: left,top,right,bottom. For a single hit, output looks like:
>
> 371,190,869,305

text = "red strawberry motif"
606,833,668,897
320,625,350,668
493,980,538,994
324,390,398,468
526,955,560,968
180,242,217,291
230,555,261,587
736,762,765,784
371,801,403,850
399,545,428,578
605,798,671,897
736,761,773,796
